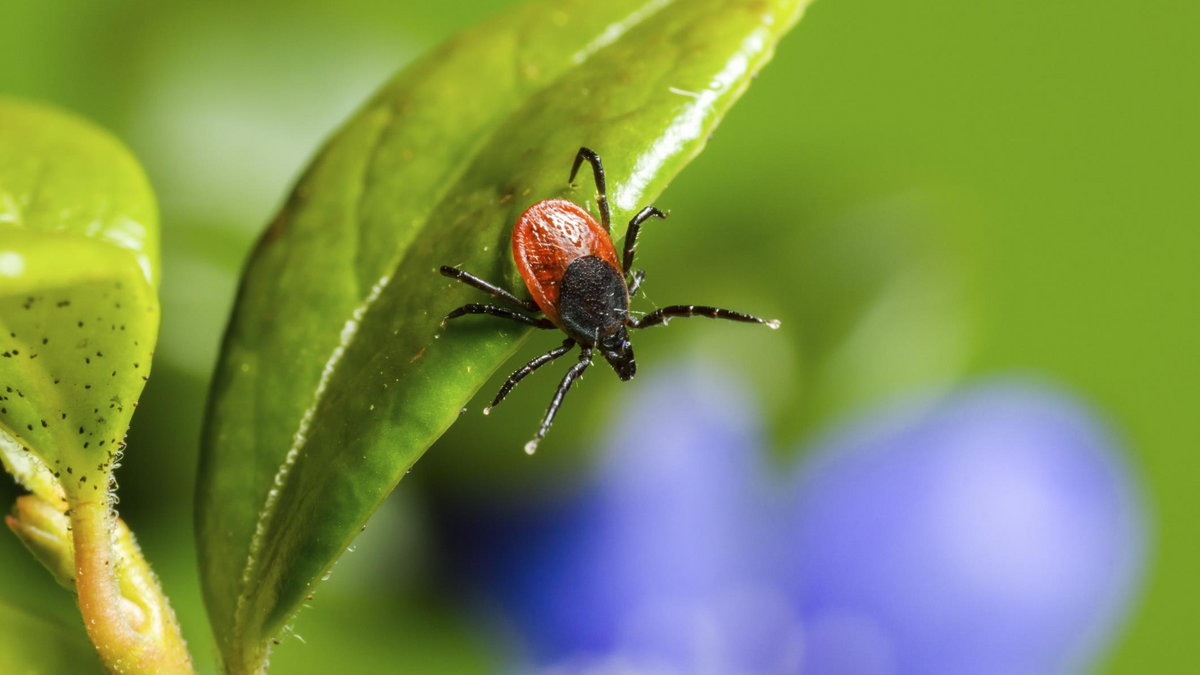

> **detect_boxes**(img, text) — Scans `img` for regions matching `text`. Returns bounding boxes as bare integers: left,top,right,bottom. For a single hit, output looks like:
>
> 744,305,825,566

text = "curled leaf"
5,494,74,588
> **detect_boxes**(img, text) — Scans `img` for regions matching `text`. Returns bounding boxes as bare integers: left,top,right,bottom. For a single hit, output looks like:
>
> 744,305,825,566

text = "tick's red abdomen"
512,198,621,326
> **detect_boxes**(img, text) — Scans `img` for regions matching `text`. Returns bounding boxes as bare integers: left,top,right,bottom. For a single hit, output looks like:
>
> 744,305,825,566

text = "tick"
441,147,779,454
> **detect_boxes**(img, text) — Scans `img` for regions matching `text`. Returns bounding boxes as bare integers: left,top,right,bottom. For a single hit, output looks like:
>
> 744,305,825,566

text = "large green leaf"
0,98,158,506
197,0,811,670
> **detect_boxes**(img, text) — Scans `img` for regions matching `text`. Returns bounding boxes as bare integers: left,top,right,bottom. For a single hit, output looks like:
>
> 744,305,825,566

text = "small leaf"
0,98,159,504
5,494,75,589
197,0,812,670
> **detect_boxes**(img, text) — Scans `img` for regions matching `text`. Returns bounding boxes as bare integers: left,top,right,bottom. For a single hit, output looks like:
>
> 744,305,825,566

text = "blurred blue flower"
445,366,1144,675
790,383,1144,674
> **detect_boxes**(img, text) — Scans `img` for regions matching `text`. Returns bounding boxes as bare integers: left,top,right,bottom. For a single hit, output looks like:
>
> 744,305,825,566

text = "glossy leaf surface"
0,98,159,505
196,1,811,670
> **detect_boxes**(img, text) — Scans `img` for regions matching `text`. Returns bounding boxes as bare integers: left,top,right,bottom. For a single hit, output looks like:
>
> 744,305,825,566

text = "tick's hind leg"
442,303,556,329
440,265,539,311
524,347,593,455
569,147,611,233
485,338,576,414
632,305,781,330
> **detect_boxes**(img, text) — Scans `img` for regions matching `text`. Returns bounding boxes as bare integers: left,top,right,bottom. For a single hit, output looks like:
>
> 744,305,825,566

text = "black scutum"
557,255,629,344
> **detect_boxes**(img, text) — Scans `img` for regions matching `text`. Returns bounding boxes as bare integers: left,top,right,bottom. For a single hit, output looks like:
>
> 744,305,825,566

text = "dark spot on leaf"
79,427,85,434
66,467,73,474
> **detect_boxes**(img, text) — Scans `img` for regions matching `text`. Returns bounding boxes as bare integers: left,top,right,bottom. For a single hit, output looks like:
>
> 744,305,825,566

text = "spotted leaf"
0,98,158,505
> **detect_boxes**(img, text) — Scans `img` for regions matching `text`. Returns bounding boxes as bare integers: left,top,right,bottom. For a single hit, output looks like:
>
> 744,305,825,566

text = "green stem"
70,499,193,674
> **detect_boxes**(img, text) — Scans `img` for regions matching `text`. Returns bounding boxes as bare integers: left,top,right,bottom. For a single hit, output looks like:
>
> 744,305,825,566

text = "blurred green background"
1,0,1195,672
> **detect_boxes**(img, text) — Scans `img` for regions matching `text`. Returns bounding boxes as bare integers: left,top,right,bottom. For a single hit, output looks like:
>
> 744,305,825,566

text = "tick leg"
632,305,781,330
440,265,539,312
622,206,667,274
443,303,556,329
628,268,647,296
569,147,611,233
485,338,576,414
524,347,593,455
